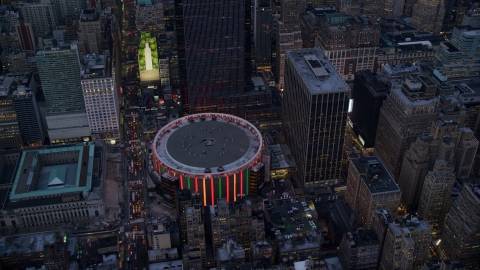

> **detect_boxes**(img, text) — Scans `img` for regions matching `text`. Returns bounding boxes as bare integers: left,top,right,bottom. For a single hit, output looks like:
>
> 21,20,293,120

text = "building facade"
283,49,349,185
374,74,437,180
338,229,380,270
19,1,57,38
254,0,273,72
434,26,480,79
439,179,480,269
372,211,431,270
11,78,44,146
182,0,247,113
77,9,104,58
411,0,445,34
276,0,303,90
346,157,401,229
81,54,120,141
350,70,390,149
36,43,90,143
0,143,106,230
315,13,380,81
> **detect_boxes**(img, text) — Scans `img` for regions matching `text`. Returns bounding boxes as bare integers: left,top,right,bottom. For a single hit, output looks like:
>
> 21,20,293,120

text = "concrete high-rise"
439,179,480,269
374,74,437,180
399,120,478,214
36,43,90,143
207,199,253,263
282,48,349,185
411,0,445,34
315,13,380,81
81,54,120,141
416,126,478,233
0,73,43,149
434,26,480,78
398,135,436,210
181,0,248,113
183,204,206,270
372,210,432,270
345,157,401,229
11,75,44,146
77,9,104,58
338,229,380,270
276,0,302,90
417,159,456,233
254,0,272,72
19,0,57,37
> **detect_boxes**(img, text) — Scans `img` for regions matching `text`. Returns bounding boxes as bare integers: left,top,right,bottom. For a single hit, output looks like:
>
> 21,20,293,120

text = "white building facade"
81,54,121,141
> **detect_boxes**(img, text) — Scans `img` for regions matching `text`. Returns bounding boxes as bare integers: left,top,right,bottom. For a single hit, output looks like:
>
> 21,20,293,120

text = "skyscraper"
350,70,390,149
77,9,104,58
417,159,456,233
37,44,84,112
416,126,478,233
338,229,380,270
81,53,120,141
183,204,206,270
254,0,272,72
276,0,302,90
0,73,42,149
315,13,380,81
398,135,435,210
434,26,480,78
283,48,349,185
19,0,57,38
181,0,247,113
345,157,401,229
11,74,44,146
411,0,445,34
372,210,432,270
439,179,480,269
374,74,437,180
36,43,90,143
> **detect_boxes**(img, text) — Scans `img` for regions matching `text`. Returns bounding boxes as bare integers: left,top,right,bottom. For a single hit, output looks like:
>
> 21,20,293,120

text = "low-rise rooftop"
0,230,64,255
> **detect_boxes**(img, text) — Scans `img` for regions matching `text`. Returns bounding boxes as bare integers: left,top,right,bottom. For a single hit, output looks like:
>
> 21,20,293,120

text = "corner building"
283,49,349,186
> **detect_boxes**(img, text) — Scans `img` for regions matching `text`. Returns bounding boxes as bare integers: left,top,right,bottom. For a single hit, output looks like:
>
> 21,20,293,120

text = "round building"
151,113,264,206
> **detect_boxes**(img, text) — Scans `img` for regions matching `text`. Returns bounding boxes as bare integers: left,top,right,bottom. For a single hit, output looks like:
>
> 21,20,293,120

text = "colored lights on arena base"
226,175,230,203
163,168,254,205
211,178,215,205
240,170,243,196
234,174,237,202
203,178,206,206
218,178,222,198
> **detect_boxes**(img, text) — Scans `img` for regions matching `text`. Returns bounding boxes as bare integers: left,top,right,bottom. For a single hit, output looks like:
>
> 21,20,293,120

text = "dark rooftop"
443,42,460,53
351,157,399,194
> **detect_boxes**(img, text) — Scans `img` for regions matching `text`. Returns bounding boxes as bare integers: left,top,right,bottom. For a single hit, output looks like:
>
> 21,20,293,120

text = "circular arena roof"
153,113,263,178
